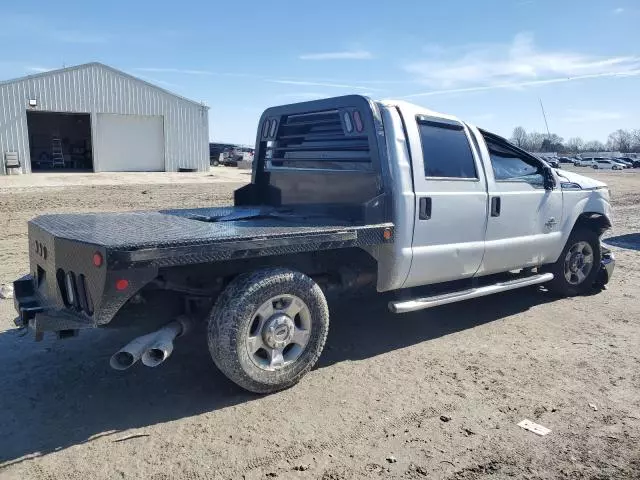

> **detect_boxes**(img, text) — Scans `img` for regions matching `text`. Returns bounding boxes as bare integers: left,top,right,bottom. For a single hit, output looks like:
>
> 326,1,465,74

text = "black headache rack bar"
234,95,392,225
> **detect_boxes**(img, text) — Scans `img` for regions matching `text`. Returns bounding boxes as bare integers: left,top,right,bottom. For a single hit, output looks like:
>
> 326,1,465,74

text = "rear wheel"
546,228,601,296
211,159,220,167
208,268,329,393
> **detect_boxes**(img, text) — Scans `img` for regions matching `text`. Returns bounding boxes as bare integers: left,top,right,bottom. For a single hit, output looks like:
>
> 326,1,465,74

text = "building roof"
0,62,208,108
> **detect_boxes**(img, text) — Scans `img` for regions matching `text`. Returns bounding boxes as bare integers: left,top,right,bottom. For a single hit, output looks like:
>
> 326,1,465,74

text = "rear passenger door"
403,114,488,288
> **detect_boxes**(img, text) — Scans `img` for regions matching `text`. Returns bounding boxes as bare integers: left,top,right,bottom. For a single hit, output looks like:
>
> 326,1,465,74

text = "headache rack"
267,109,372,171
234,95,391,224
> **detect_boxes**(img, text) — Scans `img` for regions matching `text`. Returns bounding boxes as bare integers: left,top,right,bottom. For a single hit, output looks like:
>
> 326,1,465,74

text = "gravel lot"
0,166,639,480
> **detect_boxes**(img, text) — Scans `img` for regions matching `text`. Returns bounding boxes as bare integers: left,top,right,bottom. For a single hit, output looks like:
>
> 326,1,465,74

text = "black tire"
208,268,329,393
211,159,220,167
545,228,601,297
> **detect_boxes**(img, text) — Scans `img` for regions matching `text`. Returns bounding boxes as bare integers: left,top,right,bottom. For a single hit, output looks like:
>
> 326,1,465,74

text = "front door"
476,131,563,275
402,113,488,288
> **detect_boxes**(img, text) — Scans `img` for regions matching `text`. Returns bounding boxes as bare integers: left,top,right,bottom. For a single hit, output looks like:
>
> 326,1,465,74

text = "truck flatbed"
29,206,393,267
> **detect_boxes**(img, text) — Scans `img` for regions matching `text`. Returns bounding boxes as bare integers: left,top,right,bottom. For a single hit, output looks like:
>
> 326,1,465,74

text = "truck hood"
555,169,607,189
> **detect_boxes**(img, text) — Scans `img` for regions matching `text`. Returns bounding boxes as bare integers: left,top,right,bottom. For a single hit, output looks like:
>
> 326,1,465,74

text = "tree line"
510,127,640,154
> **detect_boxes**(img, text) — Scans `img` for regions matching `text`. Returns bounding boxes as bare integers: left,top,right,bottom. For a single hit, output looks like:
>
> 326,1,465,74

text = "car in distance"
613,158,632,168
574,157,594,167
222,146,255,166
209,143,236,166
548,158,560,168
592,159,622,170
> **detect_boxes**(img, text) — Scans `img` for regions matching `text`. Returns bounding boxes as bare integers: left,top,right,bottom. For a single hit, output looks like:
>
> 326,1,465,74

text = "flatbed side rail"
109,224,394,268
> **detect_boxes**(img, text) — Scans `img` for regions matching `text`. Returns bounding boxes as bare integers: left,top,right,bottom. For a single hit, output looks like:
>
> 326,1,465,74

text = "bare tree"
526,132,546,152
631,129,640,153
511,127,528,149
607,129,633,153
583,140,606,152
565,137,584,153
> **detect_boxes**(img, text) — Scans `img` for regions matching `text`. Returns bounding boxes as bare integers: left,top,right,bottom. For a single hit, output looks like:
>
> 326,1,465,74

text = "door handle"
490,196,501,217
419,197,432,220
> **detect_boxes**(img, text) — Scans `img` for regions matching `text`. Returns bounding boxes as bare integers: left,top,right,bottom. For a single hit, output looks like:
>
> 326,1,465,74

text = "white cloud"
403,33,640,95
299,50,373,61
50,30,109,44
133,67,381,92
561,109,624,123
266,79,381,91
0,14,110,44
468,113,496,123
135,67,215,75
613,7,624,14
402,69,640,98
134,75,182,89
273,92,327,101
25,66,53,73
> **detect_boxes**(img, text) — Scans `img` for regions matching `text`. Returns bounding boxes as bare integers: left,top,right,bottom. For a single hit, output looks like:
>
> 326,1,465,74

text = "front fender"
553,191,612,262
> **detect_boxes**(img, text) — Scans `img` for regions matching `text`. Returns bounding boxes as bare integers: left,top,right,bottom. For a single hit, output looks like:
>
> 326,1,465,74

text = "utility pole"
539,98,552,153
539,97,551,138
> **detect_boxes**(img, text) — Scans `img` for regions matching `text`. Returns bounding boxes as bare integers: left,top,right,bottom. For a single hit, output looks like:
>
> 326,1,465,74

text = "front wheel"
208,268,329,393
211,159,220,167
545,228,602,296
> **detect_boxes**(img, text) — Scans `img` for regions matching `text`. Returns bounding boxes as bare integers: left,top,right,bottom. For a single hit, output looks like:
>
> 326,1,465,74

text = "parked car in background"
546,158,560,168
223,146,255,166
632,159,640,168
574,157,594,167
209,143,236,166
613,158,632,168
592,159,622,170
558,156,573,164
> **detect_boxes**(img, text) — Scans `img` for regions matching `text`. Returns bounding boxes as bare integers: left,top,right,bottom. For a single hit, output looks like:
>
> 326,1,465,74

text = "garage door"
95,114,164,172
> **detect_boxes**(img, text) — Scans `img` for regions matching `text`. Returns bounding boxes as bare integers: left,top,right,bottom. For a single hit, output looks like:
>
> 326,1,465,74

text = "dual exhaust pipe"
110,317,190,371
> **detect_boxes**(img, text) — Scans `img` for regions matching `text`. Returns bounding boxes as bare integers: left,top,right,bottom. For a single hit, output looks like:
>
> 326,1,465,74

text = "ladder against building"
51,137,65,168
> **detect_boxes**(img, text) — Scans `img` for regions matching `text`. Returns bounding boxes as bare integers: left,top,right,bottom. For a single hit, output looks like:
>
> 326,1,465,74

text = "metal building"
0,62,209,174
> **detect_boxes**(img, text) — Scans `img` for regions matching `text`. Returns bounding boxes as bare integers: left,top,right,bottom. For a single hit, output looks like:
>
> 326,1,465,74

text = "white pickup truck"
13,95,614,393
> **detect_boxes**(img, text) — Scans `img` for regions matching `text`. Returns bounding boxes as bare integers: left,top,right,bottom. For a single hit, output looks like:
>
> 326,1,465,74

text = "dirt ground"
0,167,638,480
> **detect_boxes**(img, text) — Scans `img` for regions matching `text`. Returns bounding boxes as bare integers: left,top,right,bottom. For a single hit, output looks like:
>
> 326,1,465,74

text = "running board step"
389,273,554,314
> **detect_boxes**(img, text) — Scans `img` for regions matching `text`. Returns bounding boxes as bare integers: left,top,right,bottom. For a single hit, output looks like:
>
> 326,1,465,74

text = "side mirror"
543,167,556,190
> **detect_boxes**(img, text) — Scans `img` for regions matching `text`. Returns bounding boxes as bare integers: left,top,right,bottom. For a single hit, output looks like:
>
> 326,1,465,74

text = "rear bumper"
13,274,94,339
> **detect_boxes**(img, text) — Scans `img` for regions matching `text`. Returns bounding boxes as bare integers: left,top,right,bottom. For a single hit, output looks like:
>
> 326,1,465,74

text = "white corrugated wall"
0,63,209,174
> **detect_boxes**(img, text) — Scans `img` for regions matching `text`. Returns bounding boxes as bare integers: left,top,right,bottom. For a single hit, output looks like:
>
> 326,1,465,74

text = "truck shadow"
0,287,553,466
603,233,640,251
319,287,555,367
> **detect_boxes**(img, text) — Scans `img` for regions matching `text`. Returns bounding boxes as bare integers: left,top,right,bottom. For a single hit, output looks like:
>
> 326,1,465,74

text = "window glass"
484,139,544,186
418,121,477,178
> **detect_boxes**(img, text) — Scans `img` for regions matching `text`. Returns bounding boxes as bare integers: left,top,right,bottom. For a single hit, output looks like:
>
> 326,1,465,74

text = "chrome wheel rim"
564,241,594,285
246,294,311,371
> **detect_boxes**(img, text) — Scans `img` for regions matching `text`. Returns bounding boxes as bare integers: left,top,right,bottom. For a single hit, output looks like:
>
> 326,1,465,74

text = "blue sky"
1,0,638,144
